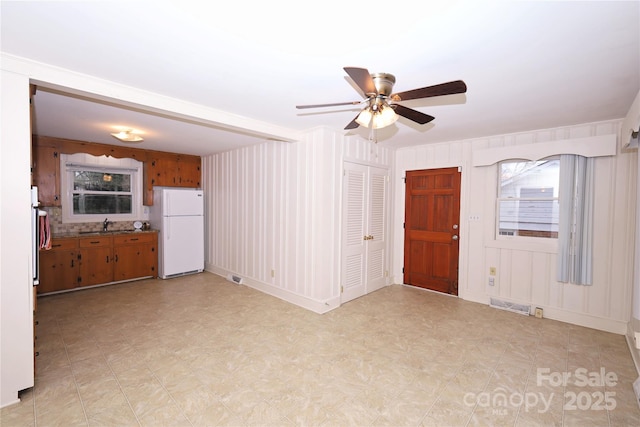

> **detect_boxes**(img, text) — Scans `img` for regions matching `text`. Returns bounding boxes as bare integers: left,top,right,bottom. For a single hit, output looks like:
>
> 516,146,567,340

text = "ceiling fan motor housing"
296,67,465,130
371,73,396,96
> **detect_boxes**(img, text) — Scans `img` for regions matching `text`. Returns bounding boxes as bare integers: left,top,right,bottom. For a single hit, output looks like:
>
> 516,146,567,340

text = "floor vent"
226,274,243,285
489,297,531,316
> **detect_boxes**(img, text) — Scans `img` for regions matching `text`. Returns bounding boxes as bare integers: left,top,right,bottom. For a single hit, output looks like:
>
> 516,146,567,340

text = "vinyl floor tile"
1,273,639,427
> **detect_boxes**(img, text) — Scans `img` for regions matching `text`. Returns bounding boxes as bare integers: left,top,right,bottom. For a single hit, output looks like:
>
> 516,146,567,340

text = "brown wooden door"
404,167,461,295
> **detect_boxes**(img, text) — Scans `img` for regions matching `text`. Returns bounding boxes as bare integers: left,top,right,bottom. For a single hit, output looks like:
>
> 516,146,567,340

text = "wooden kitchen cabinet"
32,135,201,207
175,155,201,187
146,154,201,187
31,144,61,206
78,236,113,287
38,238,78,293
38,231,158,295
113,232,157,281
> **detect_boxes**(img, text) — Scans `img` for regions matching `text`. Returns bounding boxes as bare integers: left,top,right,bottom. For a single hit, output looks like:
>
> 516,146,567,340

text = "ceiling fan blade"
343,67,377,96
296,101,362,109
344,115,360,130
393,104,435,125
391,80,467,102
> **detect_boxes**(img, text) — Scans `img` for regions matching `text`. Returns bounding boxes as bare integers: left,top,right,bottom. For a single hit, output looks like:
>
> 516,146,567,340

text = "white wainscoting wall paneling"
395,120,637,334
202,127,394,313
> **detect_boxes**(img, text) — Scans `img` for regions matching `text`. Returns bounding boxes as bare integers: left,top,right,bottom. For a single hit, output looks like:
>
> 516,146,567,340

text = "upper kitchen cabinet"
32,135,201,206
143,154,201,205
145,154,201,186
31,143,61,206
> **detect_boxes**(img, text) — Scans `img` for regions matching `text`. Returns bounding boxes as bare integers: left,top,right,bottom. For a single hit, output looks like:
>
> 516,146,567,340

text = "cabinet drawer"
46,238,78,251
79,236,112,248
113,232,156,245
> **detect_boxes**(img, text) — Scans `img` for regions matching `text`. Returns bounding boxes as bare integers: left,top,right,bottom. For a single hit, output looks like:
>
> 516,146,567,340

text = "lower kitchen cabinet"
38,237,78,294
79,236,113,287
113,233,157,281
38,231,158,294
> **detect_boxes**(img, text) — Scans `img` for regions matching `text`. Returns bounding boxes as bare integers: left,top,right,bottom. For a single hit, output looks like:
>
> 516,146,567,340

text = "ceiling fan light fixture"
355,109,373,128
355,104,398,129
110,129,144,143
377,105,399,128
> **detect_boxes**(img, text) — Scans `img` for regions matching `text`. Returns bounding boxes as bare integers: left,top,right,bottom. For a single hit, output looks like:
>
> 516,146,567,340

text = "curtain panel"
557,154,595,285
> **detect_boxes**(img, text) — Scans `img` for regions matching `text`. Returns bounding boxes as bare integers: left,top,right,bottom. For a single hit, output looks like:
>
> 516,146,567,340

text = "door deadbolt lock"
452,235,459,241
452,224,458,230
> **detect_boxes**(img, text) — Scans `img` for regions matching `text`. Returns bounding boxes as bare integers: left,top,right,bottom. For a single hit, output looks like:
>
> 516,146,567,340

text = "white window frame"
496,158,560,241
61,153,143,223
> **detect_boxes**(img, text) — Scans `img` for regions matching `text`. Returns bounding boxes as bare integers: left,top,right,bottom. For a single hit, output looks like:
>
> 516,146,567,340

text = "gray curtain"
557,154,594,285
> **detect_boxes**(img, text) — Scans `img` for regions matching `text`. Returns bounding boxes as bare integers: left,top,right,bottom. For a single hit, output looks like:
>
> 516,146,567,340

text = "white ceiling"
1,1,639,156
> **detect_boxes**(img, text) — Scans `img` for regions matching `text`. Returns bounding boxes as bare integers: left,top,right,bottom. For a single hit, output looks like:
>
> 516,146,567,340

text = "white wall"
201,127,394,313
0,70,35,407
394,120,637,334
624,89,640,371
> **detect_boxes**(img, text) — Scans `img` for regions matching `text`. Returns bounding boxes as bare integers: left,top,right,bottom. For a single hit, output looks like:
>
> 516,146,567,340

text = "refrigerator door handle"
166,218,170,240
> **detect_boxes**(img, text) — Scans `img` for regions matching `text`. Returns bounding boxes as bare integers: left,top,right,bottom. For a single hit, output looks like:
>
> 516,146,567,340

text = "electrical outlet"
488,277,495,286
534,307,543,319
271,269,275,278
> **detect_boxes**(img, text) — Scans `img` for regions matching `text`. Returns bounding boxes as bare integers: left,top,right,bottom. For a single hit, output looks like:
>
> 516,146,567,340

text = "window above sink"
61,153,143,223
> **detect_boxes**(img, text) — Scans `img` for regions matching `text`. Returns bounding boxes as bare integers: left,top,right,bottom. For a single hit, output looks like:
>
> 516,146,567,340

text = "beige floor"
2,272,640,427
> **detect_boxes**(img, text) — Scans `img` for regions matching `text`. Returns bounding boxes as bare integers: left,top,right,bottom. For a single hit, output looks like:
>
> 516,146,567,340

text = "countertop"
52,229,158,239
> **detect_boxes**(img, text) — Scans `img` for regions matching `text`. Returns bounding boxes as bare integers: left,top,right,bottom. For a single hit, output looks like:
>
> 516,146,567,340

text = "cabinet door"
150,157,177,187
113,233,158,281
177,156,201,187
113,243,155,281
38,249,78,293
32,145,60,206
79,237,113,286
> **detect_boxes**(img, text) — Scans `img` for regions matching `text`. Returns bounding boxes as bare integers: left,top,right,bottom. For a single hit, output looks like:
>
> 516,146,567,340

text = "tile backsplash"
44,207,146,236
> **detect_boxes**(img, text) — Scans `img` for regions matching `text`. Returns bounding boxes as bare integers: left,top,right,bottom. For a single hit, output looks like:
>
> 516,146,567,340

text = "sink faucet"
103,218,112,232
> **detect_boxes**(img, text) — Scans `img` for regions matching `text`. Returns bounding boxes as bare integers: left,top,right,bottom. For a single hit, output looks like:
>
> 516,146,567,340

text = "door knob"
452,235,459,241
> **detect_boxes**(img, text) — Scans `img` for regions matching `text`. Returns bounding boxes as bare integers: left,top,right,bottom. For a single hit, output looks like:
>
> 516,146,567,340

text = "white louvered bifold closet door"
341,162,388,303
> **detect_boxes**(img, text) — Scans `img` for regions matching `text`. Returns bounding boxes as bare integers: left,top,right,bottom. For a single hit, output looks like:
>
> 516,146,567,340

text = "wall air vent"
226,274,243,285
489,297,531,316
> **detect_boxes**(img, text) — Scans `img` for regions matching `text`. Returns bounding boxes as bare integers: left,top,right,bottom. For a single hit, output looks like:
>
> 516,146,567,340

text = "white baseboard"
415,286,628,335
626,322,640,377
625,334,640,377
205,265,341,314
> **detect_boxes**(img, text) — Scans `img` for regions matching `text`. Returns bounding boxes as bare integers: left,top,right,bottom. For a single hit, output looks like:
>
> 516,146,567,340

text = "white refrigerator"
150,188,204,279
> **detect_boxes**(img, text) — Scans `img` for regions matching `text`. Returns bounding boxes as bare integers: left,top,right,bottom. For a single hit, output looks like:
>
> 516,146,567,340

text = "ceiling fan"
296,67,467,130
